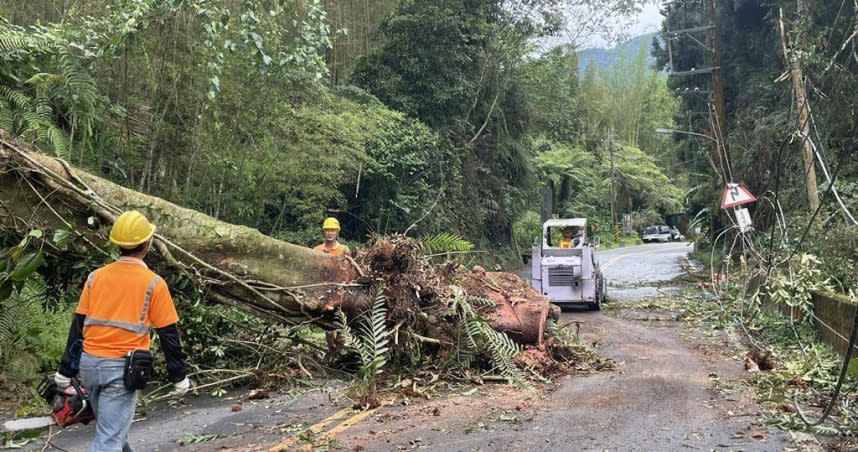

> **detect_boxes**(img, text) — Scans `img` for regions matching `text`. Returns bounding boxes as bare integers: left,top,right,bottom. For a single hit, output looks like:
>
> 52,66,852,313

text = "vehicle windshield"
548,226,582,247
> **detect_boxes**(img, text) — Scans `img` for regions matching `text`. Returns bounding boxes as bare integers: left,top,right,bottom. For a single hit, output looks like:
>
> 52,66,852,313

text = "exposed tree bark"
778,9,822,227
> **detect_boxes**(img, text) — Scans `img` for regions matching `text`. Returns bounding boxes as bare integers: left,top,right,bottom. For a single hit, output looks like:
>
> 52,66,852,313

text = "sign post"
734,207,753,233
720,183,757,233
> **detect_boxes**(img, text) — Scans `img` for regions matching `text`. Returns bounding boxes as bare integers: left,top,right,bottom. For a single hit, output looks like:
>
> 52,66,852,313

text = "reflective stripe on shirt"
83,274,161,336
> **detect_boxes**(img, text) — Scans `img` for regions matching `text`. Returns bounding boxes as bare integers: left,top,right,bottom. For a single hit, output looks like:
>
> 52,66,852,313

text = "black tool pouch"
124,350,154,391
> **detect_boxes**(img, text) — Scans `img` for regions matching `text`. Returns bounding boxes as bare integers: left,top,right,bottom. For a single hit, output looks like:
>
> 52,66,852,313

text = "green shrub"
0,281,72,385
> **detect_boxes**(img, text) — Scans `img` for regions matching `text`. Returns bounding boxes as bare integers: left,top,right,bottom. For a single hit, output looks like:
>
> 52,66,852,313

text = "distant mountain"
577,33,659,75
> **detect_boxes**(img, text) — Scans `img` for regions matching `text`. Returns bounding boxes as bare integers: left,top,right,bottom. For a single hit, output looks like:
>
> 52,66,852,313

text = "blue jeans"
79,352,137,452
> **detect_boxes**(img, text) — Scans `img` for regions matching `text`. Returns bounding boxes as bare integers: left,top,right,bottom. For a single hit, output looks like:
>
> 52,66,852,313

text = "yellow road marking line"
600,250,652,270
296,399,395,451
270,399,395,451
601,255,624,269
269,405,354,451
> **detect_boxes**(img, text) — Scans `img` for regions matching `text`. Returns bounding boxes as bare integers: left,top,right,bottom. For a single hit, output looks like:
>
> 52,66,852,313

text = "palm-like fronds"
0,34,30,52
334,289,390,381
0,30,98,159
354,290,390,379
465,319,525,384
419,233,474,254
450,292,526,385
467,296,496,309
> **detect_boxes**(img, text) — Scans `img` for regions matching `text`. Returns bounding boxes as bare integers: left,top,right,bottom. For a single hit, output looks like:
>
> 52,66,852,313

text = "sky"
585,3,664,49
631,3,664,38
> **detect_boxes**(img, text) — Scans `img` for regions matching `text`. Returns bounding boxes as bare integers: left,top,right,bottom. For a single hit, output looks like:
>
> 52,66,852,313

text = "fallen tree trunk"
0,135,358,328
0,135,558,352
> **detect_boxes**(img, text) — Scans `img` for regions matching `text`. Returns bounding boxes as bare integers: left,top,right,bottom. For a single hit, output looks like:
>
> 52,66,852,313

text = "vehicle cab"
531,218,606,310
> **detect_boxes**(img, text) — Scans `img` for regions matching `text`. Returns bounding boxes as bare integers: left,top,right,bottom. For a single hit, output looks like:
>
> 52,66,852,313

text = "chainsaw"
1,375,95,432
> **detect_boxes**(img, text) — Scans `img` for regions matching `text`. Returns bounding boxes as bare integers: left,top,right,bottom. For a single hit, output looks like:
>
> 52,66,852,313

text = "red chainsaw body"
51,385,95,427
37,375,95,428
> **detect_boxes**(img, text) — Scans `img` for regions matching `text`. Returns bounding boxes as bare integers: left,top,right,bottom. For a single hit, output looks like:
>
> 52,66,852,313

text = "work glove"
169,377,191,398
54,372,72,390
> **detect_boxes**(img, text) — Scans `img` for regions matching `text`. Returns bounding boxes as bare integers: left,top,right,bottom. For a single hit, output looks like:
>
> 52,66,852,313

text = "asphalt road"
14,242,800,451
599,241,692,301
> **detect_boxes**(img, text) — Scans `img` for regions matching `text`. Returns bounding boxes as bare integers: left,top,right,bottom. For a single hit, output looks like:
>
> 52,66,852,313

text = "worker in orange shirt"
558,227,575,248
314,217,351,257
55,211,189,451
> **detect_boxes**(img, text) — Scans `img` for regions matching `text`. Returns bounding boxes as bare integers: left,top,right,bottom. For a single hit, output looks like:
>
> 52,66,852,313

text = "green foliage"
0,21,100,159
611,144,684,213
517,45,580,142
350,0,553,243
519,38,686,232
532,137,597,194
513,211,542,248
768,254,833,321
418,233,474,254
352,291,391,381
448,292,527,386
0,281,72,385
0,229,46,302
465,319,525,384
334,289,390,405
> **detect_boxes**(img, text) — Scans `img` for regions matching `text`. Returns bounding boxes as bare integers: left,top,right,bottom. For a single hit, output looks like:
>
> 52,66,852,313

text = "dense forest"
0,0,682,251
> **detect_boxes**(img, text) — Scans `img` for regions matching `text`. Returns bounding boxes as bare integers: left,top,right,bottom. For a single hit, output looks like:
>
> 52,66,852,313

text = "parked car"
642,225,671,243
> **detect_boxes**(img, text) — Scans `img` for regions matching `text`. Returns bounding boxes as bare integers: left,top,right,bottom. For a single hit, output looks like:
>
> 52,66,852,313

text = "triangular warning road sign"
721,183,756,209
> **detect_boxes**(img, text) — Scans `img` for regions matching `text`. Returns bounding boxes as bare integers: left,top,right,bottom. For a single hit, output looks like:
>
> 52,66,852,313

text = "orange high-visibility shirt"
314,243,350,256
558,239,573,248
75,257,179,358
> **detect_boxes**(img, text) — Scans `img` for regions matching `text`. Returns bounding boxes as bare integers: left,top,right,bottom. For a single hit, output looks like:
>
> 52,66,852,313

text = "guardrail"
809,290,858,358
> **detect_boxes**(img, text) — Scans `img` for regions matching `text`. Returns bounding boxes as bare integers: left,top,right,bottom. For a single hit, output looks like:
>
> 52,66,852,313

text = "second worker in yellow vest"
314,217,351,257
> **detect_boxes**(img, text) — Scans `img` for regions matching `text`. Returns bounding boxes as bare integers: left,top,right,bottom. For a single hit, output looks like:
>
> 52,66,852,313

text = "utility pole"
706,0,728,149
778,8,822,224
609,129,617,228
663,0,729,178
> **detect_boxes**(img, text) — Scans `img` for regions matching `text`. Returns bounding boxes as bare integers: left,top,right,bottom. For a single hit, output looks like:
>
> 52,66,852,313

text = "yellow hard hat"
109,211,156,248
322,217,340,230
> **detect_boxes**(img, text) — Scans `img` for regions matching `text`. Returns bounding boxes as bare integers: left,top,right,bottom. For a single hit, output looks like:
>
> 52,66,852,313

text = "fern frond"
356,289,390,377
333,308,356,350
464,319,526,386
44,124,70,159
0,101,17,133
468,296,496,309
0,34,30,53
465,319,483,350
810,424,840,436
419,233,474,254
57,47,97,133
0,86,32,110
33,96,53,119
482,326,525,383
544,318,558,337
25,72,63,94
